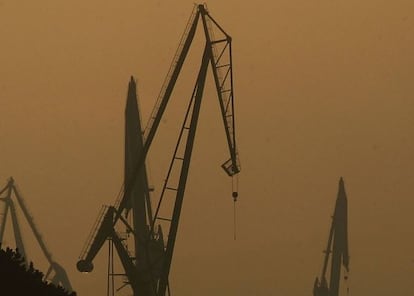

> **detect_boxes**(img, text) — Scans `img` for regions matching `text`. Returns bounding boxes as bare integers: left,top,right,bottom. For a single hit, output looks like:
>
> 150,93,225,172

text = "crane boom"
143,6,199,144
199,5,239,175
152,4,240,295
77,206,113,271
157,43,211,295
115,6,201,221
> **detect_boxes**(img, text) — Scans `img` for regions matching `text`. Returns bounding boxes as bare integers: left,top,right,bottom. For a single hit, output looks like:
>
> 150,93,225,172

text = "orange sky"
1,1,414,295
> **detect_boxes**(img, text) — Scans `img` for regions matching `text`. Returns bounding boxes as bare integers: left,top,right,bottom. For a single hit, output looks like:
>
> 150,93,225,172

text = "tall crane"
313,178,350,296
77,3,240,296
0,177,73,292
77,77,164,295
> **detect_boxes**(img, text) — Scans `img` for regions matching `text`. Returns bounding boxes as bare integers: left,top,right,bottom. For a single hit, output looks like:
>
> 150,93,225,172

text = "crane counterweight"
76,259,93,273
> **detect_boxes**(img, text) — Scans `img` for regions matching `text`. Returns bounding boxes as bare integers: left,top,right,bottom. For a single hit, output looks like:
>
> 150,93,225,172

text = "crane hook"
232,191,238,201
232,175,238,202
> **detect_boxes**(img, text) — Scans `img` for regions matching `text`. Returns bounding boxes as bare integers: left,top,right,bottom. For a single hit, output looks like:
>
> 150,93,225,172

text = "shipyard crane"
313,178,350,296
77,3,240,296
77,77,163,296
0,177,73,292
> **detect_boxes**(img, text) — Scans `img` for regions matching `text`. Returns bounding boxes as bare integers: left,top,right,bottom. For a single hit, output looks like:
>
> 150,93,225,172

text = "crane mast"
313,178,349,296
77,4,240,296
77,78,163,296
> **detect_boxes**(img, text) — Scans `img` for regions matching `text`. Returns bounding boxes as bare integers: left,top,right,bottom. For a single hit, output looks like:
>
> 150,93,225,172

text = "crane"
313,177,350,296
76,4,240,296
77,77,164,295
0,177,73,292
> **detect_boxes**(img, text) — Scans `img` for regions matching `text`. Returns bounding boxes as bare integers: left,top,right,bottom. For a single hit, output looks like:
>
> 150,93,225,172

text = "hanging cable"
233,198,237,240
232,176,238,240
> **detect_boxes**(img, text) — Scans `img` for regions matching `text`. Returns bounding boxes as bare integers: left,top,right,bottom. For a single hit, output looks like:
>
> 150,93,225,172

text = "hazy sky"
1,1,414,295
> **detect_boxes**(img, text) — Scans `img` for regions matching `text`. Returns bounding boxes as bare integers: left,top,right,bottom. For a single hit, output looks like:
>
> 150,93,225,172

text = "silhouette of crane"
76,3,240,296
0,177,73,292
77,77,163,296
313,178,350,296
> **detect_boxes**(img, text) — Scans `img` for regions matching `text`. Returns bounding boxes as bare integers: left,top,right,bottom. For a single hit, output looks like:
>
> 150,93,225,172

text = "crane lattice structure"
0,177,73,292
313,178,350,296
76,3,240,296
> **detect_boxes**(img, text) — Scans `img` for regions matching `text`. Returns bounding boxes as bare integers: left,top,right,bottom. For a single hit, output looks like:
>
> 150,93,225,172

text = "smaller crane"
0,177,73,292
313,177,350,296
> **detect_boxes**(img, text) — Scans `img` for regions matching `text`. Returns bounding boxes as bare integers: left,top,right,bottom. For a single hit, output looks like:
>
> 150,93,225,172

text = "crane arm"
157,44,211,296
154,5,241,294
116,6,201,219
143,6,200,145
199,5,240,176
77,206,115,272
77,206,139,271
12,184,54,263
78,207,140,291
